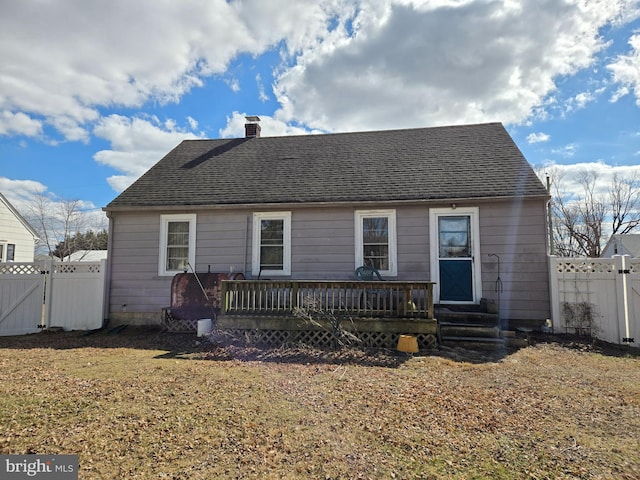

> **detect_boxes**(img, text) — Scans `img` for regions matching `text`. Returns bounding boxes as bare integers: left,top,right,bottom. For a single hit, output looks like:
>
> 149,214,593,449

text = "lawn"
1,328,639,479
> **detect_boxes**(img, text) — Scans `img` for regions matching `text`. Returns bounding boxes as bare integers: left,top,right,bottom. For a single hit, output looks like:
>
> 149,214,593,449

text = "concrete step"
438,323,501,338
435,309,499,326
439,336,506,350
440,336,505,344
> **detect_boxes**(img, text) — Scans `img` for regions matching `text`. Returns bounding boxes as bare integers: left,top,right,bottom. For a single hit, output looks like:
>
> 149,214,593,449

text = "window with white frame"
252,212,291,276
355,209,397,276
159,214,196,276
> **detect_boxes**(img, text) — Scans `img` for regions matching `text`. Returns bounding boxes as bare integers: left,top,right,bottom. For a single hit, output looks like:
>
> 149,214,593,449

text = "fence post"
548,255,560,333
100,258,108,325
614,255,631,344
41,259,53,329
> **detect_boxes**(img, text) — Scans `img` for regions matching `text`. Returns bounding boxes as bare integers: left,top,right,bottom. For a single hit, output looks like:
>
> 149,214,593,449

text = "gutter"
103,194,551,214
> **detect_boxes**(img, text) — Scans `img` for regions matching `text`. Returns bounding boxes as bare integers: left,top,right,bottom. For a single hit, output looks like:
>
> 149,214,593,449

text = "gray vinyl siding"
290,209,354,279
107,199,550,324
397,206,430,278
478,199,550,321
108,213,166,318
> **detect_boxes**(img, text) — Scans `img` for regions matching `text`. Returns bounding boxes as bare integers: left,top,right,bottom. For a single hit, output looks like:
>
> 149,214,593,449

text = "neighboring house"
104,121,551,326
0,192,38,262
62,250,108,262
601,234,640,258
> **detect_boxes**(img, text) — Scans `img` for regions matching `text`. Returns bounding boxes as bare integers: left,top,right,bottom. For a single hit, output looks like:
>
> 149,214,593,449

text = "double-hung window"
355,209,397,276
159,214,196,276
252,212,291,276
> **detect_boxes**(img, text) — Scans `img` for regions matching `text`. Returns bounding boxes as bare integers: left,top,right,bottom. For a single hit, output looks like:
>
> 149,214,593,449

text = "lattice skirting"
162,316,200,333
221,328,437,350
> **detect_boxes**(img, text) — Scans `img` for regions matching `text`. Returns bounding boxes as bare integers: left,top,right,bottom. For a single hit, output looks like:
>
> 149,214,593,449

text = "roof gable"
106,123,548,209
602,234,640,257
0,192,39,238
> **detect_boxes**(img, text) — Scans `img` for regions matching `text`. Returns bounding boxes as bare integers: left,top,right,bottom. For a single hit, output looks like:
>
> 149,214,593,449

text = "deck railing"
221,280,435,319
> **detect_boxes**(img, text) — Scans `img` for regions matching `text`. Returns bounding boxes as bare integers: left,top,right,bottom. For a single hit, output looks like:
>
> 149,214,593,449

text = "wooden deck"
217,280,437,349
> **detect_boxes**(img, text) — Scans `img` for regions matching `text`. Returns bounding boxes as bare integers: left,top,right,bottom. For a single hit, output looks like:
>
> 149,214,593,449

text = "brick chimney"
244,116,261,138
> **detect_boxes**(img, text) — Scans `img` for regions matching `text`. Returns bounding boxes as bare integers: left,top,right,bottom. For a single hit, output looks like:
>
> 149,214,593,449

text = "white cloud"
219,112,323,138
225,78,241,93
563,90,599,114
93,115,203,192
187,116,199,131
256,74,269,102
541,161,640,198
48,116,90,143
608,33,640,105
274,0,638,131
0,1,350,142
2,0,638,142
0,111,43,137
527,132,550,144
0,177,47,211
551,143,578,158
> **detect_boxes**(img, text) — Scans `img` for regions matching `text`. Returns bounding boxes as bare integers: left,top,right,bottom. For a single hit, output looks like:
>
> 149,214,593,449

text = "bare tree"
610,172,640,235
24,191,86,259
545,168,640,257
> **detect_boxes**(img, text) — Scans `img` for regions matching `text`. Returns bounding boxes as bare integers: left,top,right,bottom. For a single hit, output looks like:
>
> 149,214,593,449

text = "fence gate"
0,263,45,336
549,255,638,347
0,259,107,336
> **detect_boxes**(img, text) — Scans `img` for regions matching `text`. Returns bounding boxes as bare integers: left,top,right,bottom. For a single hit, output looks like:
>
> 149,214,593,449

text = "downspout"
547,175,554,256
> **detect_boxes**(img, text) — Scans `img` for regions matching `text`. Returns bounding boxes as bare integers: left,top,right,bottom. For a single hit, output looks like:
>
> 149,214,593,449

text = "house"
104,120,551,334
62,250,108,262
0,192,38,262
601,234,640,258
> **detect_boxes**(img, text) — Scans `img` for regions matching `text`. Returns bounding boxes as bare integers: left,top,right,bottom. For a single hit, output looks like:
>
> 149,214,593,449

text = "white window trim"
252,211,292,276
0,242,16,262
429,206,481,303
158,214,197,276
354,209,397,277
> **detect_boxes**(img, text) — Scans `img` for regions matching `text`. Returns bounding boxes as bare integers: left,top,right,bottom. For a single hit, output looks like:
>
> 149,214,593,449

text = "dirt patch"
1,328,639,479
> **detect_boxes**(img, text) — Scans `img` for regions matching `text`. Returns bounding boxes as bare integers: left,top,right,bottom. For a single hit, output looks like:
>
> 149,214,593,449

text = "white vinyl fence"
549,255,639,347
0,259,107,336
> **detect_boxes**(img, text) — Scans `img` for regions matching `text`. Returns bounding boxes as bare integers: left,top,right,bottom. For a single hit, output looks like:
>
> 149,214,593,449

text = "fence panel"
0,263,45,336
549,256,638,346
46,260,107,331
0,260,107,335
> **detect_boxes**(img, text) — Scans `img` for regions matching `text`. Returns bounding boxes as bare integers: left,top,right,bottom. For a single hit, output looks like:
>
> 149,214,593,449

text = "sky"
1,0,640,229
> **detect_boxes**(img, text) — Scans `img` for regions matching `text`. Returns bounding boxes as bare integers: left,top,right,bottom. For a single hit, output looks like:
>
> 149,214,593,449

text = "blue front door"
438,215,474,302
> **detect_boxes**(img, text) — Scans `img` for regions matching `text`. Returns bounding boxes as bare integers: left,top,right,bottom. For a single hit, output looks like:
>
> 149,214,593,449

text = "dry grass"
1,328,639,479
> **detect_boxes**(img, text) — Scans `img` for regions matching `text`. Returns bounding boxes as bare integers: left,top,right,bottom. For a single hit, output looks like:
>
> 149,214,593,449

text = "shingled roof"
105,122,548,210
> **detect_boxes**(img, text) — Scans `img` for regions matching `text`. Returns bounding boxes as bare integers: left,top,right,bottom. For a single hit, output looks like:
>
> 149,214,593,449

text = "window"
252,212,291,276
438,217,471,258
0,243,16,262
355,209,397,276
159,214,196,276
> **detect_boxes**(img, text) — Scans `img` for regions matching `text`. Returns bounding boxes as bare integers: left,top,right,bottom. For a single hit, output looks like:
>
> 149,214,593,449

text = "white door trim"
429,206,482,304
